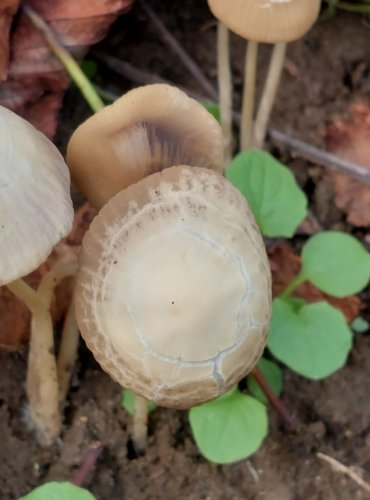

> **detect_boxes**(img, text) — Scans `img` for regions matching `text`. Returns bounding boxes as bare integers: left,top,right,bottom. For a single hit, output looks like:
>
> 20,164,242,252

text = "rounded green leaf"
20,482,96,500
121,389,157,415
226,150,307,237
267,298,353,379
189,388,268,464
351,316,369,334
301,231,370,297
247,357,283,404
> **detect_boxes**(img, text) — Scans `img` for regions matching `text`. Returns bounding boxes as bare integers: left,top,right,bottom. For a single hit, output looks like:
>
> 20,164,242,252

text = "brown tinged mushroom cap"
66,84,224,210
75,166,272,408
208,0,321,43
0,106,74,286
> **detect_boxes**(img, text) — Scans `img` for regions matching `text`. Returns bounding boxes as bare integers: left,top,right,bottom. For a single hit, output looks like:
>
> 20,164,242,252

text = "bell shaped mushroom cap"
75,166,271,408
0,106,74,286
66,84,224,209
208,0,321,43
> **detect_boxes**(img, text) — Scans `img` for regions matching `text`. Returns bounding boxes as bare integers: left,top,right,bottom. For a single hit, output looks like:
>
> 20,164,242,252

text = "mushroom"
66,84,224,209
208,0,321,149
74,165,272,448
0,105,75,445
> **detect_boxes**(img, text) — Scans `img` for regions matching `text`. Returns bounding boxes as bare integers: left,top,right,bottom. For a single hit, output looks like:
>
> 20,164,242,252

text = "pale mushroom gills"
67,84,224,209
76,166,271,408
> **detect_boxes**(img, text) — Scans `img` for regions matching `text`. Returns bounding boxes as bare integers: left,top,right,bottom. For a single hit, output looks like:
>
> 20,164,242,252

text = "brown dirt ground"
1,1,370,499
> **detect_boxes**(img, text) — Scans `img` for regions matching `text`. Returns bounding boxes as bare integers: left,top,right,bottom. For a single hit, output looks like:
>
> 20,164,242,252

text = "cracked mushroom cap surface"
208,0,321,43
75,166,271,408
0,106,74,286
66,84,224,209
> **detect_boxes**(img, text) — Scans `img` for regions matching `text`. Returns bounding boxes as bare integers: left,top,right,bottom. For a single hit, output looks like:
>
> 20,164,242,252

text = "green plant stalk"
280,273,306,300
23,4,105,113
324,0,370,12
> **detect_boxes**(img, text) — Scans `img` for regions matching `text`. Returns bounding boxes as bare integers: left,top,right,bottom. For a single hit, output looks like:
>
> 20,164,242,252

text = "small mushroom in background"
0,105,76,445
66,84,224,209
208,0,321,150
74,165,272,450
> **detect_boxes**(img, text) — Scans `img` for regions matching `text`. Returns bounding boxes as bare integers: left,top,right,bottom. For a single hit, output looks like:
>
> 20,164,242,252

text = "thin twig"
93,52,211,103
73,442,104,487
95,58,370,186
317,452,370,496
140,0,218,101
23,3,104,113
251,367,295,429
268,128,370,186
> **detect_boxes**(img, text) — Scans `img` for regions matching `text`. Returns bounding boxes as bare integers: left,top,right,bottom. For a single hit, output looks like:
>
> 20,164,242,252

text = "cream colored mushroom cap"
208,0,321,43
75,166,271,408
0,106,74,286
66,84,224,209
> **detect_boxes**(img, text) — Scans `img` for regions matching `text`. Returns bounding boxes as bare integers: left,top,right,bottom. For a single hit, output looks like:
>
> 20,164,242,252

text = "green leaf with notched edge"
189,387,268,464
20,482,96,500
300,231,370,298
247,357,283,404
267,298,353,379
226,150,307,237
121,389,157,415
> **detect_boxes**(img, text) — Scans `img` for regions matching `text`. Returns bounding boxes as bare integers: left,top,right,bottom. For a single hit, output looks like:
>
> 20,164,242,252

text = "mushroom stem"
217,22,233,166
133,395,149,453
26,260,78,445
57,300,80,406
240,40,259,151
6,278,40,314
254,41,287,150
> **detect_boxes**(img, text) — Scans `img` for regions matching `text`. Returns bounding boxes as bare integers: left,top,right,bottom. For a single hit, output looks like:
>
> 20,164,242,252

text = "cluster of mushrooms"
1,0,322,450
1,84,271,449
208,0,321,157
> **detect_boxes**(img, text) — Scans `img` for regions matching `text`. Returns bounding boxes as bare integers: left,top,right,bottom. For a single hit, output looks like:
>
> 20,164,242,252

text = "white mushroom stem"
133,395,149,452
26,261,78,445
254,41,287,149
57,300,80,406
217,22,233,166
6,279,40,314
240,40,259,151
7,261,78,446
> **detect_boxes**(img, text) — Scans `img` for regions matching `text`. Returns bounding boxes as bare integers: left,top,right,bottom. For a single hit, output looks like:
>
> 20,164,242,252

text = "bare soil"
1,2,370,499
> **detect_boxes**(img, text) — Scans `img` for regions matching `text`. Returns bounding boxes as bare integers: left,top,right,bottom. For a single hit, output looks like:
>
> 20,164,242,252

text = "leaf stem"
280,274,305,300
251,367,295,429
23,3,105,113
324,0,370,12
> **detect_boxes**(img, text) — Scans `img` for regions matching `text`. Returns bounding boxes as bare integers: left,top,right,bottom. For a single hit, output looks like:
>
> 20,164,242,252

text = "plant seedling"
189,149,370,464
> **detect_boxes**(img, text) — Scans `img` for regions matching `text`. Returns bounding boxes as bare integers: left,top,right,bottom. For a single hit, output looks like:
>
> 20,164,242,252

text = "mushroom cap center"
122,230,248,362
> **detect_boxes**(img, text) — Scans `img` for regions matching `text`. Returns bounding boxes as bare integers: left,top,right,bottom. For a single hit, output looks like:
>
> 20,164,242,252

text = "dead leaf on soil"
0,204,96,351
324,104,370,227
0,0,134,136
269,243,362,323
0,0,20,81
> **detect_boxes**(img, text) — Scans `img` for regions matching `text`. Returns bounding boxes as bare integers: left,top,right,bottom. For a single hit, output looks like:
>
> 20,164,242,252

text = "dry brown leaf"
0,0,20,81
0,0,134,136
324,104,370,227
0,204,95,350
269,243,362,323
